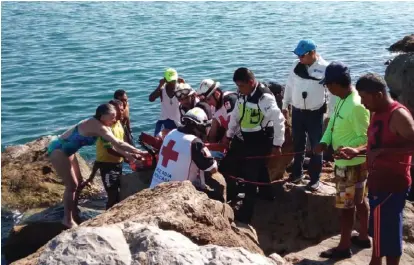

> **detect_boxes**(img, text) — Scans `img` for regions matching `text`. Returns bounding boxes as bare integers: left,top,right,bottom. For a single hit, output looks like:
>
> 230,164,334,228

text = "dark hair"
356,73,387,93
267,81,285,96
233,67,255,83
333,73,352,88
109,99,123,108
114,89,126,99
94,103,116,120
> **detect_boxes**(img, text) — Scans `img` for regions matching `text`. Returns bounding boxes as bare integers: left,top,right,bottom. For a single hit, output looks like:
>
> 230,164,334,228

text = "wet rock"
388,34,414,53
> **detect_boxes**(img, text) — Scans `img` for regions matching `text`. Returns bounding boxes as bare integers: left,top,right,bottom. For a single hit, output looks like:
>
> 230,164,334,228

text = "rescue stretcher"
130,132,227,172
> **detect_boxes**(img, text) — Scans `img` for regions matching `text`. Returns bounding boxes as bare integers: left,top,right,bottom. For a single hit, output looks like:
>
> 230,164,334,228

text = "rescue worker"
150,107,221,199
197,79,239,142
175,82,212,121
148,68,185,136
223,67,285,224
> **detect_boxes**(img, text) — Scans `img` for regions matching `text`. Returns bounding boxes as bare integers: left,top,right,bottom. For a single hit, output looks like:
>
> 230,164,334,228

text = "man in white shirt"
282,39,334,191
223,67,285,224
149,68,184,136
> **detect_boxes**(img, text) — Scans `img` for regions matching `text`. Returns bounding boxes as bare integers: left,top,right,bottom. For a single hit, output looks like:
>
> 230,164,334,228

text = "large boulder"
16,223,281,265
1,136,101,210
252,181,340,255
385,53,414,113
12,181,264,264
388,34,414,53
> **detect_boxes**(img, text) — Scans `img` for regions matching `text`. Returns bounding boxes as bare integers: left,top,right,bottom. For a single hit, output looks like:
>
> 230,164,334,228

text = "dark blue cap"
293,39,317,56
319,61,350,85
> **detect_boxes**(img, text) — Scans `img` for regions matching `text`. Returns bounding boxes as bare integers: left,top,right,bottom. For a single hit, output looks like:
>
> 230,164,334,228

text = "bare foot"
62,220,78,229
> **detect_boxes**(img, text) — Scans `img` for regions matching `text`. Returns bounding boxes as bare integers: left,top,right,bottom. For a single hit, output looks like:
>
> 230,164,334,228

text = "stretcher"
130,132,227,172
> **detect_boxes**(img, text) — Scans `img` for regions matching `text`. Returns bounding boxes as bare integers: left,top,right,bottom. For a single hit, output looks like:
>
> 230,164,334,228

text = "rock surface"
3,201,106,263
119,170,153,201
25,223,279,265
13,181,264,264
252,181,340,255
385,52,414,113
284,233,414,265
1,136,100,210
268,109,294,181
388,34,414,53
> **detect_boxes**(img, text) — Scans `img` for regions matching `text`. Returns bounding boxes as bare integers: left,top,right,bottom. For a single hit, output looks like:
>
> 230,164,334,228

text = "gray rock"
38,222,280,265
385,53,414,113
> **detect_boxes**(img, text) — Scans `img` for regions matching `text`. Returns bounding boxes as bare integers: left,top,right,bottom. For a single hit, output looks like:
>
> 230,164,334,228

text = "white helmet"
197,79,221,98
174,83,195,99
182,107,208,126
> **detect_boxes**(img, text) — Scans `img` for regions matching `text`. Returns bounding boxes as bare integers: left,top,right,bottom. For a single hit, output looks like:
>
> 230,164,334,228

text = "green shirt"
321,89,370,167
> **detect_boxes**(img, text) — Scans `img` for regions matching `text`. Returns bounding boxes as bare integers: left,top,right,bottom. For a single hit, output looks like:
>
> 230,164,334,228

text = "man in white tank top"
150,107,218,193
149,68,184,136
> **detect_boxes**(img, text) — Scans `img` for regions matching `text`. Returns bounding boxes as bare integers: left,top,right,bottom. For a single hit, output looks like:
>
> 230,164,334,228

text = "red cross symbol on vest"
160,140,179,167
218,115,231,129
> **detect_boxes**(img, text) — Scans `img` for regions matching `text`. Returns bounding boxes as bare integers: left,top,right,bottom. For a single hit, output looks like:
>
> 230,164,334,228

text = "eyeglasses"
175,89,193,100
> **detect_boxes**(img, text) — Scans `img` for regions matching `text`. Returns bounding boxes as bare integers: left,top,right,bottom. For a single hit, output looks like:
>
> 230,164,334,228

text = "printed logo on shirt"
314,69,324,73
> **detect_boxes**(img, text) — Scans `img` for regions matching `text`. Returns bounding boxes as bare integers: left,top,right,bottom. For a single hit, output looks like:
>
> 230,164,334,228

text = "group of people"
47,38,413,265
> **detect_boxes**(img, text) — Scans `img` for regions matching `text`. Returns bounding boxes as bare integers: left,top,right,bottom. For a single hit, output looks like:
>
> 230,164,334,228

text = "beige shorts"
335,163,368,209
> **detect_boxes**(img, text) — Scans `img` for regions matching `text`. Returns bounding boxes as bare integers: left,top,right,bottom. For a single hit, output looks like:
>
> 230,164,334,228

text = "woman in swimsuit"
48,103,143,228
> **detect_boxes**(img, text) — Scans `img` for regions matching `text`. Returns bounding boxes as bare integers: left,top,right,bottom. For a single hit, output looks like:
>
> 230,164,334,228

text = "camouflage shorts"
335,163,368,209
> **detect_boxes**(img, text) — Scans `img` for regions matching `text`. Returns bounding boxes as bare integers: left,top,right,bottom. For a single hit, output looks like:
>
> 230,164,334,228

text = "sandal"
320,247,352,259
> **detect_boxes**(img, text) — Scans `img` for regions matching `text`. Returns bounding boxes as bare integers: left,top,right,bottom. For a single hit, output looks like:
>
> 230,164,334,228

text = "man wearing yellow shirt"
314,62,371,259
95,99,126,209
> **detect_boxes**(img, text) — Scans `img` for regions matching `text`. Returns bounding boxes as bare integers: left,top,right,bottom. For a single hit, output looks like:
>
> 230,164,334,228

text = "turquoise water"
2,1,414,160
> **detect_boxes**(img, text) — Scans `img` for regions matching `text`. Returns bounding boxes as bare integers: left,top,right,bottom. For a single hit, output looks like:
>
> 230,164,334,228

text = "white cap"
197,79,220,98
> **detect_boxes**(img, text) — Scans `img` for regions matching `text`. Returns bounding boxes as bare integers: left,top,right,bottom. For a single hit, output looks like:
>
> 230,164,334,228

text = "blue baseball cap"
319,61,350,85
293,39,317,56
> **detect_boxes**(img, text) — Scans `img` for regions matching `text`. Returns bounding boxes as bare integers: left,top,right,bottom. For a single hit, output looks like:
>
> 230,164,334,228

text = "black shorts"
97,162,122,192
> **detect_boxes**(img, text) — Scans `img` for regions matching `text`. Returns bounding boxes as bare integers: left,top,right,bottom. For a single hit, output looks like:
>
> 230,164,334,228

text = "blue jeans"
291,107,323,184
154,119,177,136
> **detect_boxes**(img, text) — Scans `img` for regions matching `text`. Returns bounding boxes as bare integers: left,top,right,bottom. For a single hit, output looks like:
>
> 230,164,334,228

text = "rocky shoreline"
1,35,414,264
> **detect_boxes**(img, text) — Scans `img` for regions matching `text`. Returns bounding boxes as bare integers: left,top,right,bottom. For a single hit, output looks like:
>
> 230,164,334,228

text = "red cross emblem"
160,140,179,167
218,115,231,129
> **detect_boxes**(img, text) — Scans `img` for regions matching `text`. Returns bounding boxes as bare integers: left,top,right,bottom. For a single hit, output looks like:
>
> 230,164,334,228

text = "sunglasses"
175,89,193,100
298,52,310,58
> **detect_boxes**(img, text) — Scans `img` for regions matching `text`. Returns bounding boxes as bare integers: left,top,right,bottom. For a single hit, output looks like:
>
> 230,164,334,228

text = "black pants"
97,162,123,209
238,132,273,223
219,136,245,201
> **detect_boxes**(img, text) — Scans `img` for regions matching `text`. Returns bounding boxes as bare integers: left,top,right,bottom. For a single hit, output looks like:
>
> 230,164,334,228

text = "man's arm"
225,98,240,139
391,108,414,144
191,139,218,174
207,119,220,143
260,94,285,147
149,79,165,102
348,105,370,147
282,62,297,111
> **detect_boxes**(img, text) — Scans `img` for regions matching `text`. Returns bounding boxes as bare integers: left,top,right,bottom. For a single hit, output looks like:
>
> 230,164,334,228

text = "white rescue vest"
150,129,205,189
159,86,181,122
